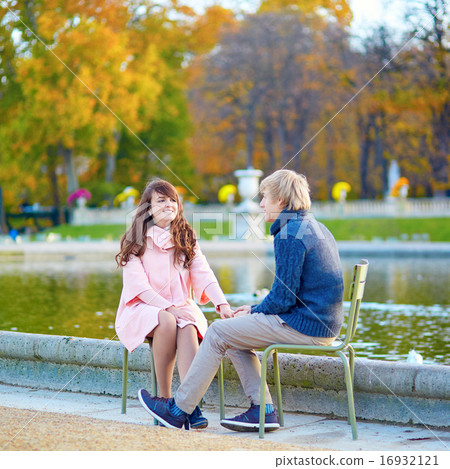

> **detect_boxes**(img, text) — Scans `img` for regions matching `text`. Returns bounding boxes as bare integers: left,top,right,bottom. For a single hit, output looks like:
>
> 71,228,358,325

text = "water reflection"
205,255,450,306
0,255,448,365
338,257,449,306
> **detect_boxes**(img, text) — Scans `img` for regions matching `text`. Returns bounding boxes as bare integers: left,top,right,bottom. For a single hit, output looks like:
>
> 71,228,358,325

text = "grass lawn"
34,222,233,241
35,217,450,242
319,217,450,242
34,224,126,241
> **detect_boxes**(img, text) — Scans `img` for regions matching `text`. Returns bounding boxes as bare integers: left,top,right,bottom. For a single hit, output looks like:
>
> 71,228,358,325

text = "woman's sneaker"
220,403,280,432
188,406,208,429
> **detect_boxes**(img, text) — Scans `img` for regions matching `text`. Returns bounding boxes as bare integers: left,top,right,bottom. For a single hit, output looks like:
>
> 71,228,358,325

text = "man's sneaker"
137,389,187,429
188,406,208,429
220,403,280,432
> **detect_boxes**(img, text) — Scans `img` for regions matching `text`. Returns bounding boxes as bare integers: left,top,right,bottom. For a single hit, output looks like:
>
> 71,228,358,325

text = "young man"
137,169,344,432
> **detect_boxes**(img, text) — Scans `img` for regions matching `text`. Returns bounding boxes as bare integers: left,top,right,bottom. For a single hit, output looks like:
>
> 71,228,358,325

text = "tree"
404,0,449,194
259,0,353,25
0,0,188,210
188,8,354,197
352,26,402,198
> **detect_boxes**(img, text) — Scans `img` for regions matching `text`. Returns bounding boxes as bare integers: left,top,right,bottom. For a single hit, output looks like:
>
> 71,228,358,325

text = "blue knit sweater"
251,209,344,338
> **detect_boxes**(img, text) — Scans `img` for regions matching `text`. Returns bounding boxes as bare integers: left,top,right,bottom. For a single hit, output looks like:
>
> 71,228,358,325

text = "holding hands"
217,304,235,319
166,304,252,323
217,304,252,319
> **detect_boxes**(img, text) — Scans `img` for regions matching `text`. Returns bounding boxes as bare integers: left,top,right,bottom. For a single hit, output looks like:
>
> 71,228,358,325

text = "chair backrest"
342,259,369,345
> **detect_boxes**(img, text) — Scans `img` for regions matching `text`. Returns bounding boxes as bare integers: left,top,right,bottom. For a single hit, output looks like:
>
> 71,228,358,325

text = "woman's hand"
217,304,234,319
166,306,196,323
233,305,251,318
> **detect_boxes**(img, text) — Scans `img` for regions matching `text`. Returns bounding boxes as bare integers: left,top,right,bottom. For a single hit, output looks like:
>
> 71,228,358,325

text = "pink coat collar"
146,224,175,249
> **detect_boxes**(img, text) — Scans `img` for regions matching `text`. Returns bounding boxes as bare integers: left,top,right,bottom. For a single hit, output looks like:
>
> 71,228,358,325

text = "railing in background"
70,198,450,225
312,198,450,219
71,207,128,226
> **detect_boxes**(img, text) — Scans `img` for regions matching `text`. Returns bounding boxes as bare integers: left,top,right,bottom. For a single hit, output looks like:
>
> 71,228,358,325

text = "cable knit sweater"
251,209,344,338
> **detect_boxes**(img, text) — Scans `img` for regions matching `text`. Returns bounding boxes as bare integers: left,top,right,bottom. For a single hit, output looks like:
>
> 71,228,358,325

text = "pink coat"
115,225,227,352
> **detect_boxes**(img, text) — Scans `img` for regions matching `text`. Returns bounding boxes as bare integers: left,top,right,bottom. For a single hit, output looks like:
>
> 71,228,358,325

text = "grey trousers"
174,313,335,414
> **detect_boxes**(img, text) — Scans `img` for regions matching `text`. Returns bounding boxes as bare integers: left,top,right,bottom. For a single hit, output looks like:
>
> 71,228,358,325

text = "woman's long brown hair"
115,179,197,269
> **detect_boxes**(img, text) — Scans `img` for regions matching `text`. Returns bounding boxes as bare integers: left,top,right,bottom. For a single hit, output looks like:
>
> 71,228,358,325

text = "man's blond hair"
260,170,311,211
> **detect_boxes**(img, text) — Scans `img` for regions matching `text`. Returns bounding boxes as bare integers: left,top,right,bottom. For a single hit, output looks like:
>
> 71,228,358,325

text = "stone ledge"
0,331,449,428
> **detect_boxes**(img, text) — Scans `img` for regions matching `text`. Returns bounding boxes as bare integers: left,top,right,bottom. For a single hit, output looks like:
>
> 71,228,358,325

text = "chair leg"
348,346,355,425
149,346,158,426
259,349,273,439
121,348,129,414
337,351,358,440
349,345,355,383
218,360,225,420
273,350,284,427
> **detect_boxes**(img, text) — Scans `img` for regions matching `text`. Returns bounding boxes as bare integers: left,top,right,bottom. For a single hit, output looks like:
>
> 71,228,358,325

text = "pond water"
0,255,448,365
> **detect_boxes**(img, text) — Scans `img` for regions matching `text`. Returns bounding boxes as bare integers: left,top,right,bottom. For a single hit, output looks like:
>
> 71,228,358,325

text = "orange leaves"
187,5,237,54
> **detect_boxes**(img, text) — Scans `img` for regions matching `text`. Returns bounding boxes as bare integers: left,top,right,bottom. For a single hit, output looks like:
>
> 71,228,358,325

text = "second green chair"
218,259,369,440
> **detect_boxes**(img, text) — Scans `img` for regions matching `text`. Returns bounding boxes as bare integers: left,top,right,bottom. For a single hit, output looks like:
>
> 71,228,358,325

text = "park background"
0,2,449,453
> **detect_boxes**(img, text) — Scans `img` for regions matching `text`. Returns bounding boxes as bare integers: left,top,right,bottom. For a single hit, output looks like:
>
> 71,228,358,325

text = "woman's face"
149,191,178,228
260,190,285,223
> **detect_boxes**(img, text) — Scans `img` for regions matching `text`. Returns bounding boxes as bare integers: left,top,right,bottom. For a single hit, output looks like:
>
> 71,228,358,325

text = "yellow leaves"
259,0,352,25
36,10,65,41
56,23,124,72
11,1,167,157
65,0,129,31
326,0,353,25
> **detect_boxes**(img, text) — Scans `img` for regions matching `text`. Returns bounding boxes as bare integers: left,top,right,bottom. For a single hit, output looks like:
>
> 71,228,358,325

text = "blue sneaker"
220,403,280,432
137,389,187,429
188,406,208,429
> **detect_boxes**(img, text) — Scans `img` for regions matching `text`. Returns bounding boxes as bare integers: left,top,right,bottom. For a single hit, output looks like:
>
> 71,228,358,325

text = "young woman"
115,179,233,429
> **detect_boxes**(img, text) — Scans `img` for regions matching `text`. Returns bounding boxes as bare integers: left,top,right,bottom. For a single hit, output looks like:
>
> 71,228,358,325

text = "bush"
83,182,125,208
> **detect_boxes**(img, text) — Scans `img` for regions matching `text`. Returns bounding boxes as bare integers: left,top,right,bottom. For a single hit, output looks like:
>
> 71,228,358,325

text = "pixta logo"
125,202,151,248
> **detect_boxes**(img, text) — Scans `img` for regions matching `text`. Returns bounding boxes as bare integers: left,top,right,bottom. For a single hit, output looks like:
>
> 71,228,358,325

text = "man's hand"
218,304,234,319
233,305,251,318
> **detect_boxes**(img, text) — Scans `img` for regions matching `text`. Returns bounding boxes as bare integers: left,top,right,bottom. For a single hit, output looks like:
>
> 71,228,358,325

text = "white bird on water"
407,349,423,364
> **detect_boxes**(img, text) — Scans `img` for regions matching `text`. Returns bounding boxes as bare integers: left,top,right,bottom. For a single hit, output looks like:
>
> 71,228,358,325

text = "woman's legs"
147,312,200,397
176,325,199,382
148,310,177,398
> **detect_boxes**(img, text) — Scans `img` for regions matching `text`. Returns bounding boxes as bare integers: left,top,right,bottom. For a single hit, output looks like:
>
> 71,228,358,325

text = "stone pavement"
0,384,448,452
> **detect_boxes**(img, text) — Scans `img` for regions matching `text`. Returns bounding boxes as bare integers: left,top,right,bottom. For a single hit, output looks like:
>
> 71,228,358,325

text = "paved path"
0,384,448,452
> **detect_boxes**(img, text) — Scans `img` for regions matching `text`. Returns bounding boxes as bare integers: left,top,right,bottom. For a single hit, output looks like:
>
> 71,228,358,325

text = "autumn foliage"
0,0,448,210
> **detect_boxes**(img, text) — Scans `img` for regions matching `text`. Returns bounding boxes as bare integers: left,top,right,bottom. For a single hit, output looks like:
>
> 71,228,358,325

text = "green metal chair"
121,338,204,424
218,259,369,440
122,340,158,425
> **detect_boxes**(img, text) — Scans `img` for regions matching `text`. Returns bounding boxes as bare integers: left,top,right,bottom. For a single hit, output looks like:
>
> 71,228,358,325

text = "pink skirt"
115,298,208,352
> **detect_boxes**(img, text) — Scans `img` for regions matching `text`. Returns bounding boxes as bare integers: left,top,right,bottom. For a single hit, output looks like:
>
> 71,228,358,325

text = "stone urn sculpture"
232,168,266,240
